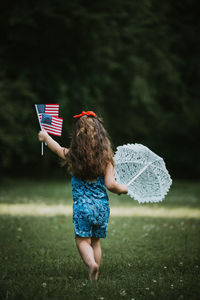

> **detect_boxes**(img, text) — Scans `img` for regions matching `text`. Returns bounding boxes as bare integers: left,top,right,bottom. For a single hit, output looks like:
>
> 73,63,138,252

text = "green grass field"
0,179,200,300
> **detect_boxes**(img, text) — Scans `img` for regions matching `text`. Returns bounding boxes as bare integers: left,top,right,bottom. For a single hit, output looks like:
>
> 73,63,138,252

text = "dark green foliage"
0,0,199,178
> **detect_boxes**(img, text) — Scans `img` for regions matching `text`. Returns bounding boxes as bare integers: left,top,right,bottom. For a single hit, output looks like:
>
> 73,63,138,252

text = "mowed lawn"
0,179,200,300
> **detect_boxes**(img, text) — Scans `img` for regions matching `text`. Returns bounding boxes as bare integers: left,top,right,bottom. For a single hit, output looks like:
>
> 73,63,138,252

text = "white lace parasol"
114,144,172,203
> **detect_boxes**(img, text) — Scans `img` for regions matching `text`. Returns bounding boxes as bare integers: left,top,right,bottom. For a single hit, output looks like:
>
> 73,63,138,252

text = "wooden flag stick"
35,104,44,156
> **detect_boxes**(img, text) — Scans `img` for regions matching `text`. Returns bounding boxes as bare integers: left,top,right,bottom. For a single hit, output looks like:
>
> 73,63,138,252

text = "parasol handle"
127,159,160,187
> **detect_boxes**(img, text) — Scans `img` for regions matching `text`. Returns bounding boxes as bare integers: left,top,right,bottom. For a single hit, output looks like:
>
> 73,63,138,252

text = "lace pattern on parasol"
114,144,172,203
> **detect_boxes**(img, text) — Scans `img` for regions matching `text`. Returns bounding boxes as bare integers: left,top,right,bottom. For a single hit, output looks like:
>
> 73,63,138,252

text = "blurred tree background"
0,0,199,179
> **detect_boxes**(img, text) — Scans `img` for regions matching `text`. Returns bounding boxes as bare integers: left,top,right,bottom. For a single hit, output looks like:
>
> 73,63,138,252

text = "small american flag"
39,113,63,136
35,104,59,117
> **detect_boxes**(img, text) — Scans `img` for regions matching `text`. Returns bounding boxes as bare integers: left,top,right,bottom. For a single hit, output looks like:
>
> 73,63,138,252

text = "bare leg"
91,237,101,280
75,237,99,280
91,237,101,267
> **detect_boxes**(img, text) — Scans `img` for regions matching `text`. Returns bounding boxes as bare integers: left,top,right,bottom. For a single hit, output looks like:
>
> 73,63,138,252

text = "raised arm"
38,130,69,159
104,162,128,194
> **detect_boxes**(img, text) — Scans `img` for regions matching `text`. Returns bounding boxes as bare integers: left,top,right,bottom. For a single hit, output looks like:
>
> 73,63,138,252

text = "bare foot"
89,262,99,281
94,270,99,281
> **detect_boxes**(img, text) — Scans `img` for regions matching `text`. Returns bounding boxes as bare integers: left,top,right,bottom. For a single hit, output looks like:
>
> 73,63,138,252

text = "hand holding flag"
38,130,51,153
35,104,63,155
38,130,49,142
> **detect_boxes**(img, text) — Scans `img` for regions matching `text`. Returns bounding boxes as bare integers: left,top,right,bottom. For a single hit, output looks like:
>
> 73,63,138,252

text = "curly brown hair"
65,115,114,180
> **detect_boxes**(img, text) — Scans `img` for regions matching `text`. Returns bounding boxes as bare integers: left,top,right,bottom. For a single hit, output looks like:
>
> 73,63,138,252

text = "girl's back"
65,112,114,181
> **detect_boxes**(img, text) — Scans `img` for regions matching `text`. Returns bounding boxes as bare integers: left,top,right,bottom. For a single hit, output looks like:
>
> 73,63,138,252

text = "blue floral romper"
72,175,110,238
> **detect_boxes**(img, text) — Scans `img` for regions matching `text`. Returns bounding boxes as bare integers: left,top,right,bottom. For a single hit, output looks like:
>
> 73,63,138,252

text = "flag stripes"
39,113,63,136
45,104,59,117
36,104,59,117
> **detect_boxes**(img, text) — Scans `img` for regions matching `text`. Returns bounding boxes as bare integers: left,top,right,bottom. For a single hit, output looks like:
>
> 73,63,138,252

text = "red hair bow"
73,110,96,119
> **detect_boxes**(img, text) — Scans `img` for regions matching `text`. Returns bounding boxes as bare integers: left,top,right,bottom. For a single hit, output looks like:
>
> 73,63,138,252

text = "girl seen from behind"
38,111,128,280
